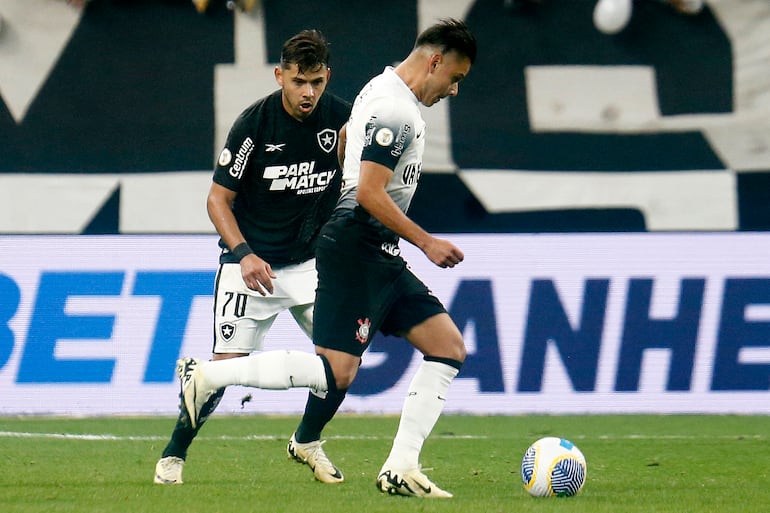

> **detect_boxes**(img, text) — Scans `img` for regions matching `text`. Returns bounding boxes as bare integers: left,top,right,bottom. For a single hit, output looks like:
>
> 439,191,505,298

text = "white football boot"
177,357,216,429
287,433,344,483
154,456,184,484
376,467,452,498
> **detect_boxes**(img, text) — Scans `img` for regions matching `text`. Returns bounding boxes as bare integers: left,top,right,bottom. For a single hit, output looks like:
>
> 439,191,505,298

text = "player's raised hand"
422,237,464,268
239,254,276,295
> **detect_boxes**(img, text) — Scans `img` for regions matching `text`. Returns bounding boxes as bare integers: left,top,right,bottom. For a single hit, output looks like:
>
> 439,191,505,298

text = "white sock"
201,350,327,391
382,360,458,471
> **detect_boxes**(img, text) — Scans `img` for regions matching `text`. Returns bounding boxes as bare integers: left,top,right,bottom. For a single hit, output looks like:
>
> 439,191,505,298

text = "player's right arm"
356,161,463,268
354,98,463,268
206,182,276,295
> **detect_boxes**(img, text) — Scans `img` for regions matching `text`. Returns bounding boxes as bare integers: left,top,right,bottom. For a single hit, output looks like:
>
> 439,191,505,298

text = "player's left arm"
357,161,463,268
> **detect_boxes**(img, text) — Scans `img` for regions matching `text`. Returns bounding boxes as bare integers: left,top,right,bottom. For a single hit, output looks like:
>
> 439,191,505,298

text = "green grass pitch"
0,414,768,513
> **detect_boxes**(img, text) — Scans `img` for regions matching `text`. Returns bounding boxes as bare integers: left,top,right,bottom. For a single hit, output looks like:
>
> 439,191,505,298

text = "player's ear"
429,54,441,73
274,65,283,86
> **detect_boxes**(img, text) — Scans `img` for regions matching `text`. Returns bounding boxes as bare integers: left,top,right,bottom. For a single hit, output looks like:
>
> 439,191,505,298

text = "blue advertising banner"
2,234,769,415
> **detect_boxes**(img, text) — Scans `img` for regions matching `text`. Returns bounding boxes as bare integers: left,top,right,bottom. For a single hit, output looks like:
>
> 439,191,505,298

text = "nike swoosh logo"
312,465,342,479
415,481,432,494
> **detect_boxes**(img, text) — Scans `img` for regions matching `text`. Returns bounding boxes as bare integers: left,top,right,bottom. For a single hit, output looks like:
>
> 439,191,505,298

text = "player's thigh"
380,267,464,360
288,303,313,339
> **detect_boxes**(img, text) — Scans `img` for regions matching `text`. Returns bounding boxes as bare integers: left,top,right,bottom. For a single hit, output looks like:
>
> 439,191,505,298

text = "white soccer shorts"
212,258,317,354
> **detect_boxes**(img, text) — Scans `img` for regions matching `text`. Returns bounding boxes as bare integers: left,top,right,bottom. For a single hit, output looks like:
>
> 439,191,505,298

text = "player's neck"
393,52,428,103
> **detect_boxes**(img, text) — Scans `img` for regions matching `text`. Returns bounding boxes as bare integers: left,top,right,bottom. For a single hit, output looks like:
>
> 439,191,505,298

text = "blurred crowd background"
1,0,768,235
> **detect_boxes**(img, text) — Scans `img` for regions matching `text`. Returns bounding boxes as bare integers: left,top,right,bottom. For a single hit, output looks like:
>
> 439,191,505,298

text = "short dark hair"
415,18,477,65
280,30,331,74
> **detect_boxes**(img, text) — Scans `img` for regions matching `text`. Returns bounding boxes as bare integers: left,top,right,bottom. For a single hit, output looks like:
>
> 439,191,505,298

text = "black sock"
161,387,225,459
294,388,347,443
161,413,197,460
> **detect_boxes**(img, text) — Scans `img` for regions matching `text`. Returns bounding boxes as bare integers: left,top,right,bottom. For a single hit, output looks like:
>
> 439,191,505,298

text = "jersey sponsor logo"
381,242,401,257
263,161,337,194
265,143,285,152
355,318,371,344
375,127,394,146
391,123,411,158
402,162,421,185
230,137,255,179
316,129,337,154
218,148,232,166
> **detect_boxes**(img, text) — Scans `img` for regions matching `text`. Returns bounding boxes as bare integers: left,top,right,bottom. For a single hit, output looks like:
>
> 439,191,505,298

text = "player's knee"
318,349,360,391
425,335,466,364
334,369,356,390
448,336,466,363
327,362,358,390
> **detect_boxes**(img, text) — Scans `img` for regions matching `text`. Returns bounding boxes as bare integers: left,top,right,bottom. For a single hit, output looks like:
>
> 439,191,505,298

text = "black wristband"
231,242,254,261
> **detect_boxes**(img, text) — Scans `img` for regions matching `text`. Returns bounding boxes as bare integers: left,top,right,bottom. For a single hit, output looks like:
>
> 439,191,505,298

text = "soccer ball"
521,437,587,497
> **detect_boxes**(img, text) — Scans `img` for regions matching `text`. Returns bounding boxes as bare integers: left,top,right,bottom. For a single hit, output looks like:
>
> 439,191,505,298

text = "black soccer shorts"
312,218,446,357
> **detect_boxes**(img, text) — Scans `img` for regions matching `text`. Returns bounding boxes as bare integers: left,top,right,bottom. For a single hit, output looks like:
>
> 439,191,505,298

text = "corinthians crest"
316,128,337,153
355,318,371,344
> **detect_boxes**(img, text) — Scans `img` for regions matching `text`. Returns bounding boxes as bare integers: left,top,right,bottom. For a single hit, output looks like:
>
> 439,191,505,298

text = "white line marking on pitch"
0,432,487,442
0,431,765,442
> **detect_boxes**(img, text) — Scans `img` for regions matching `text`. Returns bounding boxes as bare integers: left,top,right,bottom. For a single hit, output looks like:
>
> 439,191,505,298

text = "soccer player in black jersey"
176,19,476,498
154,29,350,486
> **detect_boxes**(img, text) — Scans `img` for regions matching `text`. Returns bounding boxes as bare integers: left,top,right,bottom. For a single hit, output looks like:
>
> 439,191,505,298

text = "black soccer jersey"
213,90,351,267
